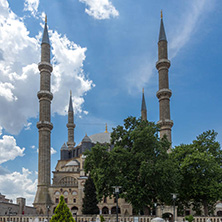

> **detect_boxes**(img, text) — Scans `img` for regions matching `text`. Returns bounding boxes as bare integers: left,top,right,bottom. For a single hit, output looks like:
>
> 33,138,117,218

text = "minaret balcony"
156,59,170,69
37,121,53,130
37,90,53,100
66,123,76,128
157,119,174,128
38,62,53,72
156,88,172,99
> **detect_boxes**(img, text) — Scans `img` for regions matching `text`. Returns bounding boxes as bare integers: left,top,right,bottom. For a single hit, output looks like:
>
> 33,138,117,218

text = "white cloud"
24,0,39,17
0,167,37,205
0,125,2,136
79,0,119,19
24,122,32,130
0,135,25,164
169,0,215,58
51,147,57,155
30,145,35,149
50,31,94,115
0,1,93,135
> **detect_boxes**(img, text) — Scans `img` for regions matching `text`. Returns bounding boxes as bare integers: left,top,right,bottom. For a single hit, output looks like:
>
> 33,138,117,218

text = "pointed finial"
45,14,47,23
161,10,163,19
70,90,72,97
105,123,108,133
142,88,144,94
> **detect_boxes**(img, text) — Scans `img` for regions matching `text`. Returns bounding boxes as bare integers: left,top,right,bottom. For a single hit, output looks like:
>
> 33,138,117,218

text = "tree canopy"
82,175,100,214
171,130,222,216
84,117,180,213
50,196,75,222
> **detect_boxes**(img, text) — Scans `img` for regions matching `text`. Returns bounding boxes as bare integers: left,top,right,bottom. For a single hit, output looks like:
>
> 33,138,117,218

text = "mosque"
33,12,173,215
1,12,222,222
33,13,173,217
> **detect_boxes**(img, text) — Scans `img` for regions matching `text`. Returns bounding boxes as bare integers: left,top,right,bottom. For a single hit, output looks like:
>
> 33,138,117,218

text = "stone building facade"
0,193,36,217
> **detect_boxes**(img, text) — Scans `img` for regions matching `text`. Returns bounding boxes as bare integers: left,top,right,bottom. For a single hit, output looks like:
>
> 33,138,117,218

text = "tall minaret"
34,16,53,212
141,88,147,121
66,90,76,149
156,11,173,143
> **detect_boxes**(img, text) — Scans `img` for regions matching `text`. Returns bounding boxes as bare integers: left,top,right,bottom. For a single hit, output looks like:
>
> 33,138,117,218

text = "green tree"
82,175,100,214
84,116,180,213
50,196,75,222
171,130,222,216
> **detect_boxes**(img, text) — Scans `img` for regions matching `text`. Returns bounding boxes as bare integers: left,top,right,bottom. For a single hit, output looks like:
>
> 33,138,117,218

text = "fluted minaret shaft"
156,12,173,143
34,17,53,210
67,91,76,148
141,88,147,121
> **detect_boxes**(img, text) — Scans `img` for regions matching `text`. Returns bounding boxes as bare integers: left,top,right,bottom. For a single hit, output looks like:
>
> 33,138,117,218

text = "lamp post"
47,205,50,222
171,193,177,222
73,209,78,222
112,186,122,222
154,203,157,216
8,207,12,222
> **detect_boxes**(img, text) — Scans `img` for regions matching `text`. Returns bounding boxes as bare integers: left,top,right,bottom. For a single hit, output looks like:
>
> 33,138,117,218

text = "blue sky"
0,0,221,205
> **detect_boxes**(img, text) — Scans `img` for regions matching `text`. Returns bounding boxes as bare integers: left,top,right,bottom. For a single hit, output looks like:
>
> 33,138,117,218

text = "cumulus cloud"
0,1,93,135
50,31,94,115
0,167,37,205
24,0,39,17
79,0,119,19
51,147,57,155
30,145,35,149
0,135,25,164
0,165,10,175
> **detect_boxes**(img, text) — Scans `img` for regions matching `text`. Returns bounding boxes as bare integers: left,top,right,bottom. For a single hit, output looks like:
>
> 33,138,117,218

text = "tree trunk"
203,200,208,216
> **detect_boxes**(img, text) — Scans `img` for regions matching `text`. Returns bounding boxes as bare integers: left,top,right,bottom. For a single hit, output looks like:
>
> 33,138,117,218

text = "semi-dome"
65,160,79,166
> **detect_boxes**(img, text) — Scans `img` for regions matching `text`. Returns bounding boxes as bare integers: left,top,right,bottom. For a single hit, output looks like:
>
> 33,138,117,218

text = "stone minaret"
141,88,147,121
156,11,173,143
34,16,53,212
66,90,76,149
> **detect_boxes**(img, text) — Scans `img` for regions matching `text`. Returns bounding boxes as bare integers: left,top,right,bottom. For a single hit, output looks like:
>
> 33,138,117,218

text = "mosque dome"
89,132,111,144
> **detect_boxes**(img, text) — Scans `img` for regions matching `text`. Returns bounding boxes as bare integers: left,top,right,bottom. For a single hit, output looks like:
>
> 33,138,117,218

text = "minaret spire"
141,88,147,121
159,10,167,42
67,90,76,148
34,16,53,213
156,12,173,143
42,15,50,45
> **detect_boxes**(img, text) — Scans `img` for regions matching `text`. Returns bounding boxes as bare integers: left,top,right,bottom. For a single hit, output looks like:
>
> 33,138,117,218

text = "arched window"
59,177,78,186
54,191,60,195
63,191,68,195
71,206,78,216
111,206,121,214
72,191,77,196
102,207,109,214
217,211,222,216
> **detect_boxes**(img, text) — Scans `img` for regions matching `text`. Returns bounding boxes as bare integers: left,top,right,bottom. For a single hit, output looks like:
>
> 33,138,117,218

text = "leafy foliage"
171,130,222,216
82,175,100,214
50,195,75,222
185,215,194,222
84,116,180,213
